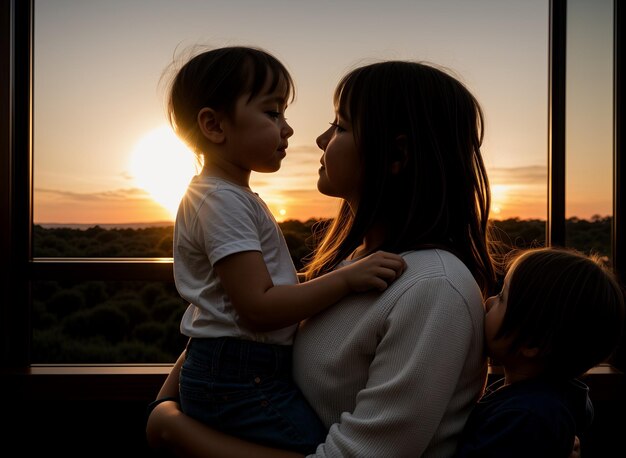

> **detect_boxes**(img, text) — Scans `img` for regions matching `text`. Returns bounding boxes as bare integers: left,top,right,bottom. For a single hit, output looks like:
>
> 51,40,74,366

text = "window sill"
1,363,622,402
1,364,171,401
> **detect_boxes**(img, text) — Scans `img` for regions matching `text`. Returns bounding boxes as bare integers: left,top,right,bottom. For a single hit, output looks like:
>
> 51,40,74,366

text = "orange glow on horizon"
34,154,608,225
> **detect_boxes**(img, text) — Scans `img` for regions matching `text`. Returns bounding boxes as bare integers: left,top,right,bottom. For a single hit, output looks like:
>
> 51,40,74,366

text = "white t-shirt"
173,175,298,345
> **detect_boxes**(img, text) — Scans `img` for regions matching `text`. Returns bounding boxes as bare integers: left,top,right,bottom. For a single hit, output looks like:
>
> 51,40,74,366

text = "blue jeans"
179,337,327,454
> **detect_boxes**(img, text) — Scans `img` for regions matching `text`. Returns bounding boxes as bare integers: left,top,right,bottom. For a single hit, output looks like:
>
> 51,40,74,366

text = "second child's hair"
164,46,295,156
303,61,496,296
497,247,625,379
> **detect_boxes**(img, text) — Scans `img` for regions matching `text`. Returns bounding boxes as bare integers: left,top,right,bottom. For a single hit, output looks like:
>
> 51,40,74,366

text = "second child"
456,247,625,457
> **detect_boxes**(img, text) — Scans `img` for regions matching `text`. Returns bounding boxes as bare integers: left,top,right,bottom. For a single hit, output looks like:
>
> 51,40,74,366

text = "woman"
147,60,497,457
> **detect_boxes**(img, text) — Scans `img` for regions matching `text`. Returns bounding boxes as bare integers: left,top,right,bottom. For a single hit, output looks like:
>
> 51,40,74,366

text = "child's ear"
390,134,408,175
197,107,225,144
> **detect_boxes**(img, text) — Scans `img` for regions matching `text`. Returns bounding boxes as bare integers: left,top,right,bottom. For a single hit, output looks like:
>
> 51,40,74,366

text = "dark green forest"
31,217,612,363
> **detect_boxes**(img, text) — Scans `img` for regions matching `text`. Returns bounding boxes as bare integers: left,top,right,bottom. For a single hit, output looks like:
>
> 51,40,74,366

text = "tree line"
31,216,612,363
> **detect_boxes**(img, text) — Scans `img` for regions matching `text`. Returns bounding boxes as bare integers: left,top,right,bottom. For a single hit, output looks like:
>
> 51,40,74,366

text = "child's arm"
215,250,406,331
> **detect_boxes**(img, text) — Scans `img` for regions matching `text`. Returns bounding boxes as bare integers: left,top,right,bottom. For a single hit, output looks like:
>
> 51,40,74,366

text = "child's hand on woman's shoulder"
342,251,406,292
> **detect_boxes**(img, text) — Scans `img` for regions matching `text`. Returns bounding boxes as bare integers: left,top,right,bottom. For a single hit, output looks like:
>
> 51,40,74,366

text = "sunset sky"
33,0,614,225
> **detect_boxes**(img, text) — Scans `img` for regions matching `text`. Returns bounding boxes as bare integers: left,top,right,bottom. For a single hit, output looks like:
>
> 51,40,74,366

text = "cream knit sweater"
293,249,487,458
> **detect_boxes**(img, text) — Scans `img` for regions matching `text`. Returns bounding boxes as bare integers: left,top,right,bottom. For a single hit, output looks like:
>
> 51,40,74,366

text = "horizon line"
34,214,614,229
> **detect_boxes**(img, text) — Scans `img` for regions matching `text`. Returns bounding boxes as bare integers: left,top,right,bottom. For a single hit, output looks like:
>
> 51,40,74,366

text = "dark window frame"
1,0,624,400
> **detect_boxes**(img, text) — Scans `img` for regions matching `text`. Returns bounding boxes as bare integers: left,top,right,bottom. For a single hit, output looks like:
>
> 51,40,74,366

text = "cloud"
34,186,171,224
35,187,152,202
119,171,135,181
33,164,558,223
488,165,546,185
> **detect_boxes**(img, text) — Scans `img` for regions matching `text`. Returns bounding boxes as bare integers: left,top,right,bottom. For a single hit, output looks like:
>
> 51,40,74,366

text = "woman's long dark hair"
303,61,496,297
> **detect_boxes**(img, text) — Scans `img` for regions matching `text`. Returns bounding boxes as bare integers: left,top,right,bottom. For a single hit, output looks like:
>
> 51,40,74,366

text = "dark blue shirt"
455,377,593,457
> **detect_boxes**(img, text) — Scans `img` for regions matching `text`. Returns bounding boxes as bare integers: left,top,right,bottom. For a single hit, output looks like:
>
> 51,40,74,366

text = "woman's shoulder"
401,248,475,283
395,248,483,313
401,247,462,263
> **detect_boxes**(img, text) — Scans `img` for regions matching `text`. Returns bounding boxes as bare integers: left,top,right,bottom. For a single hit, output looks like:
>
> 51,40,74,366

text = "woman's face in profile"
315,112,362,210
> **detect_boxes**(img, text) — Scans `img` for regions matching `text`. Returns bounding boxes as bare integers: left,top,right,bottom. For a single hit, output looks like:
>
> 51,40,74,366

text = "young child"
160,46,406,455
456,247,625,457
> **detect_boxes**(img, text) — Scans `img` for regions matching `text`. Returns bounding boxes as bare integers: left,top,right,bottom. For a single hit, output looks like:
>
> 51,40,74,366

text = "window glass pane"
32,280,188,363
565,0,613,260
34,220,316,266
33,0,549,255
32,0,550,363
34,225,173,258
32,219,319,363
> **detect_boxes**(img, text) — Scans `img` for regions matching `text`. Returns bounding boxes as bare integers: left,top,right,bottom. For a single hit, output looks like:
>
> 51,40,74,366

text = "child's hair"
164,46,295,156
497,247,625,379
303,61,496,296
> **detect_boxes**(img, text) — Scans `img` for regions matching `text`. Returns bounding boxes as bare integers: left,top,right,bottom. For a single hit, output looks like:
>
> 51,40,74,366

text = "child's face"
315,111,362,210
220,77,293,175
484,267,514,364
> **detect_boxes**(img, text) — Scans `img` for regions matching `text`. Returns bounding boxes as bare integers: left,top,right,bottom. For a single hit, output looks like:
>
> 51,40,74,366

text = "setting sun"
491,184,509,216
129,125,199,219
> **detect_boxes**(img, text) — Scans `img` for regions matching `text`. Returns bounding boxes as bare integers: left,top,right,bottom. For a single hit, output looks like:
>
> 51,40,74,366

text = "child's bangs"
244,54,295,103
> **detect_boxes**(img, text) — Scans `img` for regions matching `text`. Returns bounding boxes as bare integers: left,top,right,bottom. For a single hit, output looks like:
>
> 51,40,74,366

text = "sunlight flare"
491,184,509,217
129,125,199,219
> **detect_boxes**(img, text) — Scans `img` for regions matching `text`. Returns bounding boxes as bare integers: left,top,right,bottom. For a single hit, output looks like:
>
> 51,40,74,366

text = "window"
565,0,613,259
2,0,624,375
31,0,553,364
